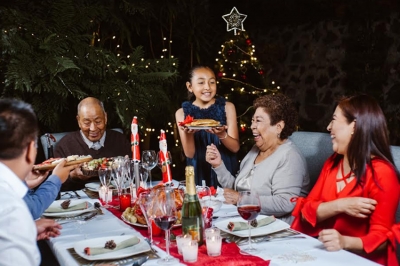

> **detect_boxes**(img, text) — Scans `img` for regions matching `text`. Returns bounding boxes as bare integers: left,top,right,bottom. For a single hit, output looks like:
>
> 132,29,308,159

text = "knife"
131,256,149,266
83,211,98,221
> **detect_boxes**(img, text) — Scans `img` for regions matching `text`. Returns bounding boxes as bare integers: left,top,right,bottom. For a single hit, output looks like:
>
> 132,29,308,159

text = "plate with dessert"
43,199,94,217
74,235,150,260
178,115,222,130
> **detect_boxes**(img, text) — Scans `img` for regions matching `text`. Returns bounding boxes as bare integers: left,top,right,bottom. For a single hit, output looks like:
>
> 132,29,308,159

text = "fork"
72,191,81,199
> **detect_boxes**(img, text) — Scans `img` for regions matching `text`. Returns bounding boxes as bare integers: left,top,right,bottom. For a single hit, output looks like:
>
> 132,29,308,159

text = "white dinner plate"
43,199,94,217
187,125,222,130
85,182,101,192
214,215,290,238
73,235,150,261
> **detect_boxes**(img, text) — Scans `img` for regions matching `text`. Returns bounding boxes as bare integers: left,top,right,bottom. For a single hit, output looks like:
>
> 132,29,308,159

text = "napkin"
84,237,140,256
45,201,89,213
227,216,276,231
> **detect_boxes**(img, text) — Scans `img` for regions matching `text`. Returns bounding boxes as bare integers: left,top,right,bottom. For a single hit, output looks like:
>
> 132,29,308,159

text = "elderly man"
55,97,131,190
0,98,77,265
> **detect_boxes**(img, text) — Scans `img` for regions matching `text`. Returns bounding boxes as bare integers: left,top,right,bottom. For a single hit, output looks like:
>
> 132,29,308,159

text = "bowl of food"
81,157,114,177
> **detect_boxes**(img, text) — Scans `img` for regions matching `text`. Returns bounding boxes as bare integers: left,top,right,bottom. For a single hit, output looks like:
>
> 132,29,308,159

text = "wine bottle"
181,166,204,246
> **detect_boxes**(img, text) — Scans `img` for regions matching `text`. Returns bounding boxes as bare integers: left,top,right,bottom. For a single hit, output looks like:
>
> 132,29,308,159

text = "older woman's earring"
277,133,280,138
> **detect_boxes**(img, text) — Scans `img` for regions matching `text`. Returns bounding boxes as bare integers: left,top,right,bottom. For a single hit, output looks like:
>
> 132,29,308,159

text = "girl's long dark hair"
332,94,400,187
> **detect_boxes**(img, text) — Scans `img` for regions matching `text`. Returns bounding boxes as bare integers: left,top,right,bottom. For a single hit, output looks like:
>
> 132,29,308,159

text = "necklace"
336,160,353,185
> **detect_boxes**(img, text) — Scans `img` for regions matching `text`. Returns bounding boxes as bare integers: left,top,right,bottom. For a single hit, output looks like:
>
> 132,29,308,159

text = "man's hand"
35,219,62,240
25,170,49,189
337,197,377,218
53,159,81,183
69,166,92,181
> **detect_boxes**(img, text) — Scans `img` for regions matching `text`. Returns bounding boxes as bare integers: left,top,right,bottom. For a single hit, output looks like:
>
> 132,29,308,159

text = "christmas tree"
215,7,280,158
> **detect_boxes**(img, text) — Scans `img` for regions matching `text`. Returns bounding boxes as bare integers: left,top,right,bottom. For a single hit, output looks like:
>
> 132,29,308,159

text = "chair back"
40,128,123,159
289,131,333,188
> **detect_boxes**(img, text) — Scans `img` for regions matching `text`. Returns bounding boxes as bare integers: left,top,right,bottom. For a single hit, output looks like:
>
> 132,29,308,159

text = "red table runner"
104,198,270,266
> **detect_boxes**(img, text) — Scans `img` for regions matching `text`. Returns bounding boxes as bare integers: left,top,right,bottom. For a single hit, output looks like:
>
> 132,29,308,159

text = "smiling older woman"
206,93,310,224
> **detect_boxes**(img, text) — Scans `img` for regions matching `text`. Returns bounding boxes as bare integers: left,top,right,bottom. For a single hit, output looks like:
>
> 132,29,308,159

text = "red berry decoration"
246,38,252,45
259,69,264,75
218,72,223,78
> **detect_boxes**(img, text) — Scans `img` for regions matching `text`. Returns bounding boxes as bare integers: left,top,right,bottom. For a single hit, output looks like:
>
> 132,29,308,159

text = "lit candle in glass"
119,193,131,211
205,227,220,238
181,240,198,263
206,235,222,257
176,234,192,255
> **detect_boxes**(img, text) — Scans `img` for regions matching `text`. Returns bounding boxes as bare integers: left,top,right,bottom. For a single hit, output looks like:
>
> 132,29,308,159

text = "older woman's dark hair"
253,93,298,140
0,98,39,159
333,94,399,185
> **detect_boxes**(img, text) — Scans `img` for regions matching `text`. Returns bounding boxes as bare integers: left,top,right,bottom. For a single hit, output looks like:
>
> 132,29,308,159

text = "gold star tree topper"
222,7,247,35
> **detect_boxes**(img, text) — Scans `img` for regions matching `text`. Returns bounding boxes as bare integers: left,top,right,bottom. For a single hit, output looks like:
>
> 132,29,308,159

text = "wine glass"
237,190,261,255
142,150,157,188
151,186,179,265
138,191,155,245
111,158,126,199
98,168,111,207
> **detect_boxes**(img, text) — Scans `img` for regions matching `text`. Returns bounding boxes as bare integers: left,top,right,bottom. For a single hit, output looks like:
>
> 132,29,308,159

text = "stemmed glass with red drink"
237,190,261,255
151,186,179,265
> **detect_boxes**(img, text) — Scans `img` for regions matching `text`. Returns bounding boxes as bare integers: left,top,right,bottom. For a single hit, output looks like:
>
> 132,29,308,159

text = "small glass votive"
205,227,220,238
206,235,222,257
119,193,131,211
99,186,112,202
181,240,198,263
176,234,192,255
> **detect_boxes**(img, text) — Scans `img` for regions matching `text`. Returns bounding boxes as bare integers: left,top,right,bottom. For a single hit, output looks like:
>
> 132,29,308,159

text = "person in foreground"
55,97,131,191
206,94,310,224
0,98,74,265
291,94,400,265
176,65,240,188
23,166,71,219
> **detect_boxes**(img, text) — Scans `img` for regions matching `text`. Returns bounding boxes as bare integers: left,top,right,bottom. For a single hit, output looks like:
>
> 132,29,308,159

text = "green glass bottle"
181,166,204,246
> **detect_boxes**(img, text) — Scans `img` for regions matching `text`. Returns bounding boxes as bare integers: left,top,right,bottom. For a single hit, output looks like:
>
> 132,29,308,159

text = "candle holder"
176,234,192,255
181,240,198,263
206,235,222,257
119,192,131,211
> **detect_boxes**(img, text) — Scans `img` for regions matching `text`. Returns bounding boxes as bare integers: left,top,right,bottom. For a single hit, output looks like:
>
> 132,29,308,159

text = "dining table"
45,186,381,266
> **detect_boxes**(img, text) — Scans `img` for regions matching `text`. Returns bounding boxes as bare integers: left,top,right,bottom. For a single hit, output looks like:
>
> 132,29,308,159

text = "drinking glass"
111,158,126,199
138,192,155,244
151,186,179,265
98,168,111,207
142,150,157,188
237,190,261,255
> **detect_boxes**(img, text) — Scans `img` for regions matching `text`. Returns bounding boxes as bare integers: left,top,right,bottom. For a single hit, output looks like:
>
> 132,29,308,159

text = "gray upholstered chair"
40,128,124,159
289,131,333,188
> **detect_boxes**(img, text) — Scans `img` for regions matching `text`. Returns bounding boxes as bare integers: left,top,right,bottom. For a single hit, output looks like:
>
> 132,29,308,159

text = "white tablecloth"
48,191,380,266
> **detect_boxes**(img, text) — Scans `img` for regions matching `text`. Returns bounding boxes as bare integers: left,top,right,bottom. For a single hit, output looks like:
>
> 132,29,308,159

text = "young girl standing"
175,65,240,187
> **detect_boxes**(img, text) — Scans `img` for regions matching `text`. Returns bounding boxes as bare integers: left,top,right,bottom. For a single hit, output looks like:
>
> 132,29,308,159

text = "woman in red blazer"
291,94,400,265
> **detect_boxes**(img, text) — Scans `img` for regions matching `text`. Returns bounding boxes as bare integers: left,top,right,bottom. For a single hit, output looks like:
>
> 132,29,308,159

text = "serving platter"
33,156,92,171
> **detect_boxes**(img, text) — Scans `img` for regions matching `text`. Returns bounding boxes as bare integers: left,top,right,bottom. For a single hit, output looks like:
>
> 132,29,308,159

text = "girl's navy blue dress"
182,97,238,188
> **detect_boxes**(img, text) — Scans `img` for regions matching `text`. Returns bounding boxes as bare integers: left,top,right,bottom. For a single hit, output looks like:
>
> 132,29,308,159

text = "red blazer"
291,155,400,265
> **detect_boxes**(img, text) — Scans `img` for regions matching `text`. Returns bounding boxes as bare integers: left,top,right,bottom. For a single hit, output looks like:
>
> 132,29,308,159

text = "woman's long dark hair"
332,94,399,187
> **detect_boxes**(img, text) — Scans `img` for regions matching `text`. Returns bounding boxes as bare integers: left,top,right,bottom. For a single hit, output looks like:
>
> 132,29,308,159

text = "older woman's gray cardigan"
213,139,310,224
